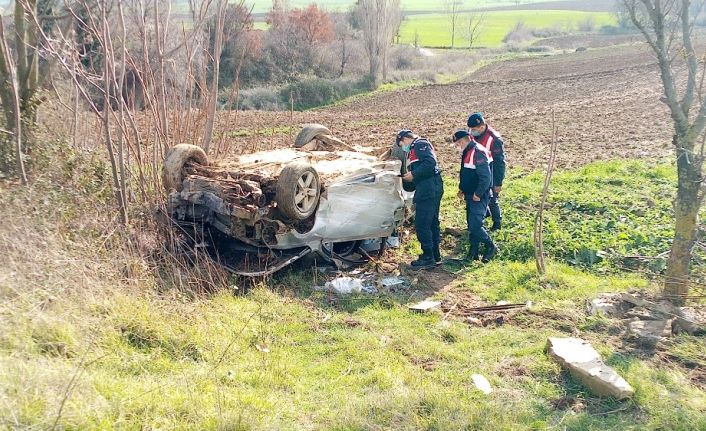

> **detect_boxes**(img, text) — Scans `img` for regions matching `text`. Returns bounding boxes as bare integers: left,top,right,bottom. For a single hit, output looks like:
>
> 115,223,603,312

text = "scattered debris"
547,337,634,400
620,293,676,315
588,291,705,341
379,276,408,290
323,276,364,295
673,307,706,335
440,291,531,327
466,302,532,313
471,374,493,395
315,273,412,295
627,319,673,346
586,293,624,316
409,299,441,313
255,344,270,353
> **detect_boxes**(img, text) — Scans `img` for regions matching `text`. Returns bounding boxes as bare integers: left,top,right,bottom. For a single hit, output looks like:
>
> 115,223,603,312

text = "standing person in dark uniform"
397,130,444,269
467,112,506,231
453,130,497,262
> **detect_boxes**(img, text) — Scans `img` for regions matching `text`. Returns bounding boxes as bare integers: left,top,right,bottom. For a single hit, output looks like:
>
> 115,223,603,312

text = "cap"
395,129,414,145
452,130,470,142
467,112,485,128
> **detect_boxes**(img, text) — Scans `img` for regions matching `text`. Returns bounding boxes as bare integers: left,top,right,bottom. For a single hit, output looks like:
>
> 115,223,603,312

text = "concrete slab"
547,337,634,400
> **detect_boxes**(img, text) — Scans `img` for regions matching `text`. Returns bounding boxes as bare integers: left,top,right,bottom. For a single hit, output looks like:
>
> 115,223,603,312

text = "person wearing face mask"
453,130,498,262
396,129,444,268
467,112,506,232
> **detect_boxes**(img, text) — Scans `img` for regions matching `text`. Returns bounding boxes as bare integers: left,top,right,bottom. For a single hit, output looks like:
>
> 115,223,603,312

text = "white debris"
409,299,441,313
324,276,364,294
471,374,493,395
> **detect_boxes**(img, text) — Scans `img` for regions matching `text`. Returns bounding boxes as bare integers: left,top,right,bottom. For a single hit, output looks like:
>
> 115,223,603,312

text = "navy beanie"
467,112,485,128
396,129,414,145
452,130,470,142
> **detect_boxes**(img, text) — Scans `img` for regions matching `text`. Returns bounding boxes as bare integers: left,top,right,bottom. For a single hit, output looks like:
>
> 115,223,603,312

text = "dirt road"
226,42,669,174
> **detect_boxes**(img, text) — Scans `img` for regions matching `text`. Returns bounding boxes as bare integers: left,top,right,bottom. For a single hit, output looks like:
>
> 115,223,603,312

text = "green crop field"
398,10,617,48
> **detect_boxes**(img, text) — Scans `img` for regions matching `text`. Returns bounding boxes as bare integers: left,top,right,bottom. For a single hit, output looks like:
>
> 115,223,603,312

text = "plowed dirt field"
223,42,669,174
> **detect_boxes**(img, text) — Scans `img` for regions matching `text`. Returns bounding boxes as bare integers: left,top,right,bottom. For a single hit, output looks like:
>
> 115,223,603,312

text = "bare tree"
464,11,485,49
353,0,401,87
201,0,226,153
0,16,27,184
333,12,353,77
0,0,45,179
621,0,706,301
445,0,464,49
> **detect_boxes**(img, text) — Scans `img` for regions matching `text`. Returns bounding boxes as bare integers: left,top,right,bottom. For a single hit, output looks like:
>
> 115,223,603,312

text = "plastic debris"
324,276,364,294
471,374,493,395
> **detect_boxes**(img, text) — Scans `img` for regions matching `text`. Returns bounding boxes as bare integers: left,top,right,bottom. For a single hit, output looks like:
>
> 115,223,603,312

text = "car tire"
276,162,320,220
162,144,208,192
294,124,331,148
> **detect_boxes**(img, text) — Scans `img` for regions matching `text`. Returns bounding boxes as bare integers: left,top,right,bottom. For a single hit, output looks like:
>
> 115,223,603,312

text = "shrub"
531,25,565,38
503,21,533,44
578,17,595,32
281,77,367,110
525,46,551,53
232,87,285,111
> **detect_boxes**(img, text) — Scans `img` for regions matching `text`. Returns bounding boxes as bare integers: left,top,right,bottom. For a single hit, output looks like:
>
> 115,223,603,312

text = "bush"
232,87,285,111
531,25,565,38
281,77,367,110
578,17,595,32
503,21,533,44
525,46,551,53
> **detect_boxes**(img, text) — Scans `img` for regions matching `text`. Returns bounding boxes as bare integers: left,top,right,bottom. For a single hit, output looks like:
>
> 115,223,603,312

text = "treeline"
0,0,408,220
212,0,403,110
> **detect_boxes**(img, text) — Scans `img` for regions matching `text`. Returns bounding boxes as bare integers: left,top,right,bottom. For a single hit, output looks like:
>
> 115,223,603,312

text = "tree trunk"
368,53,380,88
202,0,226,153
664,140,703,300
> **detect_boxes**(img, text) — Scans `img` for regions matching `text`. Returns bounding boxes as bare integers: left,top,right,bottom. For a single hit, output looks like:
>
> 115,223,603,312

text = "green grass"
399,10,617,48
2,269,704,430
2,150,705,429
438,159,706,277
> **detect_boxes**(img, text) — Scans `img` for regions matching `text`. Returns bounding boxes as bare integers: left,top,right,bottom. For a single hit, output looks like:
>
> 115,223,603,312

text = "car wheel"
162,144,208,192
294,124,331,148
276,162,320,220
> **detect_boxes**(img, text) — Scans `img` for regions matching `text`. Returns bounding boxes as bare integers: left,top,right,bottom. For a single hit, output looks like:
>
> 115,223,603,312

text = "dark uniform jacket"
408,137,443,202
473,125,506,187
459,140,492,198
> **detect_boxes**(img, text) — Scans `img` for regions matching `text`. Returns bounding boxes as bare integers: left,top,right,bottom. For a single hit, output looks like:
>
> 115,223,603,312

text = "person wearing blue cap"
452,129,497,262
467,112,506,231
396,129,444,268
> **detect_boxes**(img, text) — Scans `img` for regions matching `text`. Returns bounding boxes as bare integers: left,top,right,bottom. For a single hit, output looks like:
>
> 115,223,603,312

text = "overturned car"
162,124,411,276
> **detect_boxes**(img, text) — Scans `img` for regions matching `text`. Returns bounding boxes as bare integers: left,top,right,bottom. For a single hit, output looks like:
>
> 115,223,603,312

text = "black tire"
162,144,208,192
294,124,331,148
276,163,320,220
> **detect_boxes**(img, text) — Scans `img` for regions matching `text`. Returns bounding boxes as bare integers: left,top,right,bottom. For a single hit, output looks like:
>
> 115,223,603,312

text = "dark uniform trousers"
415,193,442,254
466,192,491,249
488,188,501,224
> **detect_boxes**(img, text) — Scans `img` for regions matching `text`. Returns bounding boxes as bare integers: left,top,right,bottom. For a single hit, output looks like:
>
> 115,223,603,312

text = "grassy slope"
1,148,704,430
398,10,617,48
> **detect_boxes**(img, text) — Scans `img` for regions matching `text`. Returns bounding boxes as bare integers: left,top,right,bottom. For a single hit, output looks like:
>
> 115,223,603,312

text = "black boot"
466,243,480,261
432,244,442,266
490,220,502,232
482,241,498,263
411,249,435,269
